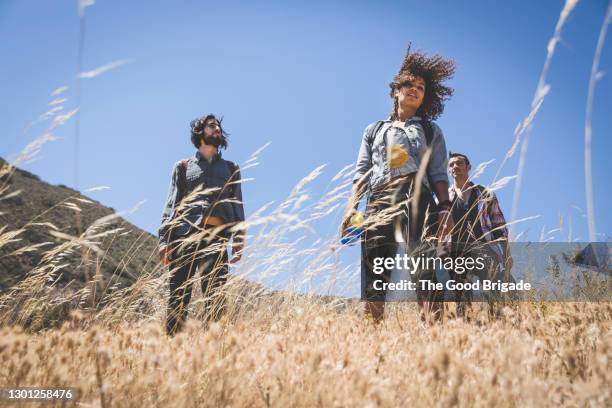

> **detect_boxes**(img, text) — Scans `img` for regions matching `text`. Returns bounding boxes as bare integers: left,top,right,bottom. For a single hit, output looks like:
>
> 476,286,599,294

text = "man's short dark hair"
190,114,229,150
449,152,470,166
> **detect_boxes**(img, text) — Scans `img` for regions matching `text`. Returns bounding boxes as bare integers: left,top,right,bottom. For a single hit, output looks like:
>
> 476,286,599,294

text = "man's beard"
203,136,221,147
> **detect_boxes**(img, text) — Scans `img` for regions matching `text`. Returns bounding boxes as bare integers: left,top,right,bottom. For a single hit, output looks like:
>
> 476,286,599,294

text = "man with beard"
159,114,246,335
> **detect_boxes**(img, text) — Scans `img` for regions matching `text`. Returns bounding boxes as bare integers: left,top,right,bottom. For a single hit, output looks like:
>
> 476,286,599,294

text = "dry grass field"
0,296,610,407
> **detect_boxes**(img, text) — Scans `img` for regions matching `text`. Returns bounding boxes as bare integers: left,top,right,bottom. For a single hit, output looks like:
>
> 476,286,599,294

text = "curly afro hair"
190,114,229,150
389,45,456,121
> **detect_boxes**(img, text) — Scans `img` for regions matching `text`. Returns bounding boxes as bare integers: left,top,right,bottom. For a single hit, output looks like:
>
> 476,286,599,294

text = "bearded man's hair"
190,114,229,150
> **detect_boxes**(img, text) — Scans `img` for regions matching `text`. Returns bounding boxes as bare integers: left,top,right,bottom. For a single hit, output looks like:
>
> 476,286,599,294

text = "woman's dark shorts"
361,178,438,302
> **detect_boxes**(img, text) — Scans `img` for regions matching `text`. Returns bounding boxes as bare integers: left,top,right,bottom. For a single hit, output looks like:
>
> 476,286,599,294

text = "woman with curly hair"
341,46,456,323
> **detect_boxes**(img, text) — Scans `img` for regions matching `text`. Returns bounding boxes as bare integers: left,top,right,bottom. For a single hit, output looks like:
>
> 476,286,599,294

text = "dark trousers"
361,217,397,301
449,246,502,317
166,232,229,335
361,179,440,302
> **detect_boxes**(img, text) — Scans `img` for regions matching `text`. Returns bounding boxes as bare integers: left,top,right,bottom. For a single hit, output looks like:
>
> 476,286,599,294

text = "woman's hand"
230,241,244,264
340,208,357,237
436,209,454,241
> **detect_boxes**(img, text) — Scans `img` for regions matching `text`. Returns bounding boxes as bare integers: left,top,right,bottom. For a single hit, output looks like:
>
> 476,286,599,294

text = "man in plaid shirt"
447,152,513,316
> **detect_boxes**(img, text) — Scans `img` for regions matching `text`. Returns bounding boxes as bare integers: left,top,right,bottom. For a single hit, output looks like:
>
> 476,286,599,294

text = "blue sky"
1,0,611,250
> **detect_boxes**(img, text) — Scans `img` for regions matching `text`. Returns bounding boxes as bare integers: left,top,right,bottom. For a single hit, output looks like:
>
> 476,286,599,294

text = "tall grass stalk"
584,0,612,241
503,0,578,233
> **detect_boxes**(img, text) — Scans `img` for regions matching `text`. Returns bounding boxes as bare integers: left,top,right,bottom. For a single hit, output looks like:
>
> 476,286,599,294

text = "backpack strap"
176,159,188,202
365,121,385,149
165,159,188,244
421,119,434,146
226,160,236,178
473,184,489,200
420,119,436,191
225,160,238,196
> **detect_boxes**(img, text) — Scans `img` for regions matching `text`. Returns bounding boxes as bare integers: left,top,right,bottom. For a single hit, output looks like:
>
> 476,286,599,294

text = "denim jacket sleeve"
352,123,375,184
158,162,180,248
427,123,449,185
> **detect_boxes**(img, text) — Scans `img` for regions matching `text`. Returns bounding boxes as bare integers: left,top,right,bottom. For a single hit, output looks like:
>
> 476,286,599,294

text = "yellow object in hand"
350,212,364,226
389,144,409,169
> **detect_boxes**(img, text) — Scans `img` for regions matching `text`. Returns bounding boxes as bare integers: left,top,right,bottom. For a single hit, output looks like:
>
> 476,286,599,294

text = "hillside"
0,159,340,329
0,157,160,293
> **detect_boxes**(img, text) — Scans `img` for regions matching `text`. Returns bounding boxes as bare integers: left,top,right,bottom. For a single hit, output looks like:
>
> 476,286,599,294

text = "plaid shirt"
449,183,510,261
